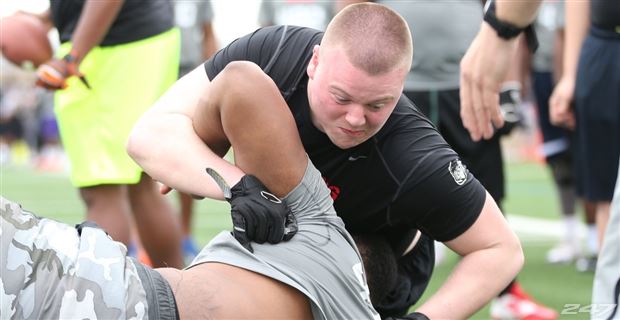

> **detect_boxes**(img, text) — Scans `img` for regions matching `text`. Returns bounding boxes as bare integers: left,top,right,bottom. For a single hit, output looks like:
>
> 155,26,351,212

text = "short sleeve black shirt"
50,0,174,46
205,26,486,243
590,0,620,30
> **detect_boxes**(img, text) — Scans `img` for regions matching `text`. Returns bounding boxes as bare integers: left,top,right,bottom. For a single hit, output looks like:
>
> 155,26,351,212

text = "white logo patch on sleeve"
449,159,468,185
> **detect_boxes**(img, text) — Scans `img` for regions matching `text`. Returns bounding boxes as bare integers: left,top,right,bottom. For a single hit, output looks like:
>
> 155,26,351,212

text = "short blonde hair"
322,3,413,75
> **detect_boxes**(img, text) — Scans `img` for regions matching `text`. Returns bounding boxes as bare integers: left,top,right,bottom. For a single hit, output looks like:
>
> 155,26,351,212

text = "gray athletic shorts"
0,196,178,320
591,164,620,320
188,159,380,320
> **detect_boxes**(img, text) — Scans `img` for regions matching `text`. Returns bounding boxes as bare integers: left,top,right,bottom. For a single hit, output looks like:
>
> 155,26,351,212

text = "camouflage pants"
1,197,149,319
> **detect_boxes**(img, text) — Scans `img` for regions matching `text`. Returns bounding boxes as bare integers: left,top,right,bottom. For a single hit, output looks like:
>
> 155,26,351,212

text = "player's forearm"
70,0,125,61
417,243,523,319
127,69,244,200
495,0,542,28
561,0,590,81
128,114,232,199
417,192,524,318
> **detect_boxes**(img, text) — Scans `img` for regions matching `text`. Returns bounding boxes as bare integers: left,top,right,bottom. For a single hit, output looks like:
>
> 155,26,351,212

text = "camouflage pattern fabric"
1,196,148,319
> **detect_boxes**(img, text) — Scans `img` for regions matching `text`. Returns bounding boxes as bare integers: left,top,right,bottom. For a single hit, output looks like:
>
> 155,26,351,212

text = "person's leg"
79,184,132,245
531,71,582,263
573,31,620,273
178,191,199,264
545,151,582,263
584,200,598,255
194,60,308,195
188,61,380,319
179,192,194,237
128,173,184,268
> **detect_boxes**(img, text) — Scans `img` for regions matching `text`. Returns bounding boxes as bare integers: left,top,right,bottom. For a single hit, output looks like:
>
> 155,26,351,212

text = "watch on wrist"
62,49,92,89
483,0,523,39
483,0,539,53
62,50,80,64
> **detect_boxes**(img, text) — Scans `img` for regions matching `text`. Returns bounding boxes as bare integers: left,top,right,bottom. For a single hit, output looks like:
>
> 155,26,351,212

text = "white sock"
586,224,598,255
563,215,582,253
563,215,578,242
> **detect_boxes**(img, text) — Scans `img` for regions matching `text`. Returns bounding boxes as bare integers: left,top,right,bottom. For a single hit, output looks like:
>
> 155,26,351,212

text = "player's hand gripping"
35,52,89,90
227,174,298,253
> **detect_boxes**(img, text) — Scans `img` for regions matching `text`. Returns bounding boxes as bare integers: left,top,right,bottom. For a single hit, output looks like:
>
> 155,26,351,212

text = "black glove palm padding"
228,175,298,252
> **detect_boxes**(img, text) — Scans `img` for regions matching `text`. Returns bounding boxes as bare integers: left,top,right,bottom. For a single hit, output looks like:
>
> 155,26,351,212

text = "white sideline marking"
506,214,587,244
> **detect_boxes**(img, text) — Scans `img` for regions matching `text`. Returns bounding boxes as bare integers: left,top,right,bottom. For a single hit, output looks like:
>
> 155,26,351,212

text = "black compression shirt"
590,0,620,31
205,26,486,242
50,0,174,46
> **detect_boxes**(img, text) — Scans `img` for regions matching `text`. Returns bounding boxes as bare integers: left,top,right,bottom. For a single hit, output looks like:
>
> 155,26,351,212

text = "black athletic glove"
385,312,430,320
496,82,523,136
227,175,298,253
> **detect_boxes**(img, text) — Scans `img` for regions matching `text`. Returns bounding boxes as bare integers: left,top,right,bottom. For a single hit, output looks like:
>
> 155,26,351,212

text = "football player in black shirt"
128,3,523,319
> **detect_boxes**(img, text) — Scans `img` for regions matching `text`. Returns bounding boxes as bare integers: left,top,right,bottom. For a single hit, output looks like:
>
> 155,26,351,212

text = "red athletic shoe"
490,283,559,320
137,246,153,267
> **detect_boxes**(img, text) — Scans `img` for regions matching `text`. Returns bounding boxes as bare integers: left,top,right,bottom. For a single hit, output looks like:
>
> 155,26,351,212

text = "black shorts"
375,232,435,317
573,26,620,201
531,71,574,160
405,89,505,205
132,258,180,320
0,116,23,138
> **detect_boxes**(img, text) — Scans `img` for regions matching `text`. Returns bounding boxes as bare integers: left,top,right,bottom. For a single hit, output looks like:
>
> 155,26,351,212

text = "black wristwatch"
62,50,80,64
483,0,538,53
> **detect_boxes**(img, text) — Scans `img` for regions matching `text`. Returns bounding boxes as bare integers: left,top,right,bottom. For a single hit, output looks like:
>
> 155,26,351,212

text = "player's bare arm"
417,192,524,319
128,65,240,199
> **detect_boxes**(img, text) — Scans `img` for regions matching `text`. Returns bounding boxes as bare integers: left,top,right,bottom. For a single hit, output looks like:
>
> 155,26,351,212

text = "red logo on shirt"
323,177,340,200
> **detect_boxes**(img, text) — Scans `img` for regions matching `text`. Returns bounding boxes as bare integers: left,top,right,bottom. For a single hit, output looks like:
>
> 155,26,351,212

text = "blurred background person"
0,12,64,172
173,0,218,265
528,0,598,269
33,89,65,172
258,0,336,30
0,60,38,166
34,0,183,268
550,0,620,274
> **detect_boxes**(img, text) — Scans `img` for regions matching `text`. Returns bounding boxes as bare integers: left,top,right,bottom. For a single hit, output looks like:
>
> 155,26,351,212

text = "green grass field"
0,161,594,319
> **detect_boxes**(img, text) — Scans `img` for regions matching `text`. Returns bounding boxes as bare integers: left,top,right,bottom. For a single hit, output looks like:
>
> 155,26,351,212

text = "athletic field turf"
1,161,594,319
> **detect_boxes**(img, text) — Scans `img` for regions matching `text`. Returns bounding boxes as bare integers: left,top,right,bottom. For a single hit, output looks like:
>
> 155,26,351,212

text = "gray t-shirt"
174,0,214,69
258,0,334,30
380,0,482,91
188,160,380,320
532,1,564,72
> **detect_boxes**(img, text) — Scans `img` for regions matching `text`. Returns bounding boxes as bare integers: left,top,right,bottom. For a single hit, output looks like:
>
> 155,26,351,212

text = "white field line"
506,214,587,245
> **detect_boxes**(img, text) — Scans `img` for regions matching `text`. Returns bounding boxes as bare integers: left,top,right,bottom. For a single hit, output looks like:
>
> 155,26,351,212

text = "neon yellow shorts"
55,28,180,187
